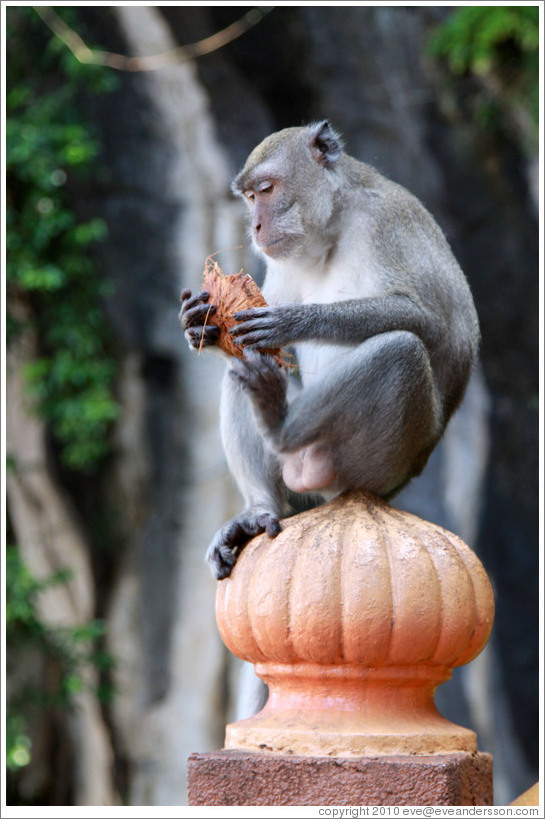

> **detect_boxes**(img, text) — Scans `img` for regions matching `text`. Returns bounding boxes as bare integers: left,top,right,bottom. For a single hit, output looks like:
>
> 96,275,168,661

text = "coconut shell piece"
201,257,285,365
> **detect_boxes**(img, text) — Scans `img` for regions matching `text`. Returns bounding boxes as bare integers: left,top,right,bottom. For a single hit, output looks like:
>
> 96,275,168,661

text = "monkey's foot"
229,351,288,436
206,511,282,580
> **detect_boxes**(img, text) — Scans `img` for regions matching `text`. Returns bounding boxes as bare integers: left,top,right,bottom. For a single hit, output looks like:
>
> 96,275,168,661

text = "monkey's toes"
228,357,258,389
206,543,237,580
255,512,282,537
230,350,282,389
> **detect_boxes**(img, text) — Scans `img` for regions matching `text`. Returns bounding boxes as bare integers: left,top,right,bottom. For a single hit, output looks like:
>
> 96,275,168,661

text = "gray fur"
180,122,479,579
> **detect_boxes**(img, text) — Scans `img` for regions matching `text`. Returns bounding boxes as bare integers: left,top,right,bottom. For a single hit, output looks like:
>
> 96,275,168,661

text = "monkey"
180,120,479,580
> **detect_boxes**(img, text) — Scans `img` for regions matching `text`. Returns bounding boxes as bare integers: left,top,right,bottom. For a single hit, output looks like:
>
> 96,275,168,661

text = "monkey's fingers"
232,307,270,321
185,325,220,349
230,322,271,343
232,332,278,349
181,301,216,330
180,289,211,313
230,309,284,348
230,308,272,337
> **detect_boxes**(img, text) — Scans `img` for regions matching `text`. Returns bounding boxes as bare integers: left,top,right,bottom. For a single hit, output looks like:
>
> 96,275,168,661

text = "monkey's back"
337,155,480,416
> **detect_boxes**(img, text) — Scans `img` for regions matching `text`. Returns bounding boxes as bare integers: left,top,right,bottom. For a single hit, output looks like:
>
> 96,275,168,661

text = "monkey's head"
231,121,344,261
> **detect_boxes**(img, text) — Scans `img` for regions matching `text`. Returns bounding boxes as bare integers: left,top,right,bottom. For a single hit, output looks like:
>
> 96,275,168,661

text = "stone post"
188,491,495,806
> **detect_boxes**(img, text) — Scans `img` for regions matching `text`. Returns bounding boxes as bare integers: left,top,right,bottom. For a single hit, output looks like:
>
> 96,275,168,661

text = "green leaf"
427,5,539,145
18,263,66,291
6,717,32,770
7,5,119,474
70,218,108,246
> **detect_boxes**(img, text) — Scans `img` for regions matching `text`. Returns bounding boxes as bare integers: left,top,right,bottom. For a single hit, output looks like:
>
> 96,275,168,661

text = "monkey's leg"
206,367,288,579
285,331,443,498
229,351,336,493
228,350,289,437
238,332,442,499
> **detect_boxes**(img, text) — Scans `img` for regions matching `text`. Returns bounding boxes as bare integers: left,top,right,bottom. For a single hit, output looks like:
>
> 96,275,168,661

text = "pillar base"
187,749,493,806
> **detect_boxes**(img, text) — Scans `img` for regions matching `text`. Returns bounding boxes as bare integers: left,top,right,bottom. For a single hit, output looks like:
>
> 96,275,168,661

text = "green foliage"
6,7,118,788
6,6,120,472
6,547,114,771
428,6,539,146
6,715,32,771
429,7,539,75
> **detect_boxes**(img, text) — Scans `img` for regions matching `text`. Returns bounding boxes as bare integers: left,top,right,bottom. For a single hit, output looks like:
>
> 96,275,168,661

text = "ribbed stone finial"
216,491,494,756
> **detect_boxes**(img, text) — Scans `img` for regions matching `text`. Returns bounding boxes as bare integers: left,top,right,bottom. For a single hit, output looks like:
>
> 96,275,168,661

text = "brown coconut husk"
201,256,287,366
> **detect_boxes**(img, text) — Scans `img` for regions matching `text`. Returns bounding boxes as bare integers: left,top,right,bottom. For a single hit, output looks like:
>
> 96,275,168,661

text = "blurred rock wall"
72,5,539,805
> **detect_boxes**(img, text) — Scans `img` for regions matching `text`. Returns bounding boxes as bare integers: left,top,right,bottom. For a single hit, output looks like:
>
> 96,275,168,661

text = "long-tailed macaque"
180,121,479,579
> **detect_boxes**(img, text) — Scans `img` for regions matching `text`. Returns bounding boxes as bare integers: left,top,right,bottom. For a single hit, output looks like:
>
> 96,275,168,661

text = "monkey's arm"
230,294,437,350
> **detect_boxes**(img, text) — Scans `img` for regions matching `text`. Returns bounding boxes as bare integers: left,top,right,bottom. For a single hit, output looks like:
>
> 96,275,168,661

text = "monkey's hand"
229,350,288,440
179,289,220,350
206,510,282,579
230,304,302,349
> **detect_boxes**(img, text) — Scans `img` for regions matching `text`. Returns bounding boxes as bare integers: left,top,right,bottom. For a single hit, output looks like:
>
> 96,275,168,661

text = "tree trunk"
6,303,119,806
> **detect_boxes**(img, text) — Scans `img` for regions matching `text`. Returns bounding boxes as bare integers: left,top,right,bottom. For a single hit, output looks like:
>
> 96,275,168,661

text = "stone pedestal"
187,750,493,806
188,492,495,806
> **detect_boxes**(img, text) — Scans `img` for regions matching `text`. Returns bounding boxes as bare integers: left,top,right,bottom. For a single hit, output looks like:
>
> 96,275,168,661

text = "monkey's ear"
309,120,343,168
231,173,245,197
